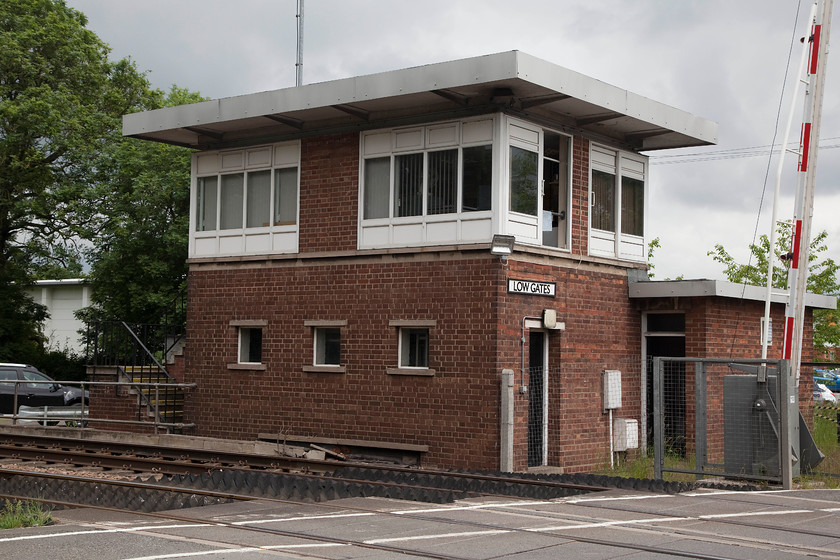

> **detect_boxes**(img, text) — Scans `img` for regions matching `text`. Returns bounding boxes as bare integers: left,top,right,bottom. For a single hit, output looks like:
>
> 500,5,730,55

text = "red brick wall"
184,254,643,472
185,255,503,469
498,259,641,472
299,134,359,253
571,136,590,256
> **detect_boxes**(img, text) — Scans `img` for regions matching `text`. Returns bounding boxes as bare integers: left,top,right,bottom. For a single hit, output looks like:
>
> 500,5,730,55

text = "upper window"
198,168,297,232
360,119,495,250
192,142,300,258
589,145,647,261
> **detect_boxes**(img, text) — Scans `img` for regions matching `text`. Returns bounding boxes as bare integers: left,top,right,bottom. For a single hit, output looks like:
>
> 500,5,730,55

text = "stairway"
124,365,185,427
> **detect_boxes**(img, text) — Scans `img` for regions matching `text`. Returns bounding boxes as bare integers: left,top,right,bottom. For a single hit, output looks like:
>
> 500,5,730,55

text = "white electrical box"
613,418,639,451
603,369,622,410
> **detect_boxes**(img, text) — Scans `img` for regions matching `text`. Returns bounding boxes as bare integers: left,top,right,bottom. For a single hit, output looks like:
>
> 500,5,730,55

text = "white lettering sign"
507,279,556,297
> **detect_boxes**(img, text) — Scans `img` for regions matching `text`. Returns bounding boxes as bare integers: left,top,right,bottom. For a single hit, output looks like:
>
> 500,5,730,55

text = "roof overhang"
123,50,718,152
629,279,837,310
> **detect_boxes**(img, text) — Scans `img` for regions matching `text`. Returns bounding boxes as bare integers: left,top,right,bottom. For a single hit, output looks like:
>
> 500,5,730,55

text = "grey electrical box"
603,370,622,410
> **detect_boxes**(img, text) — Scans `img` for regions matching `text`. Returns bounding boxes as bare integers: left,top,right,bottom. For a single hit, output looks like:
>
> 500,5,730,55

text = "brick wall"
299,133,359,253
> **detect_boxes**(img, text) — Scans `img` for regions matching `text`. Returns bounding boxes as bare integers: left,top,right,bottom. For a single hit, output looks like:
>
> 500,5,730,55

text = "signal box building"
123,51,829,472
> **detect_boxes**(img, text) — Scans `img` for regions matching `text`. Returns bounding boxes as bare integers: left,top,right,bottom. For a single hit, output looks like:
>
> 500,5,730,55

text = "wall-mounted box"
613,418,639,451
603,369,622,410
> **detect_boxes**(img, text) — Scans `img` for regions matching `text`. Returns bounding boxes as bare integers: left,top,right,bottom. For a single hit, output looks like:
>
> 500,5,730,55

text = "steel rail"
0,431,611,494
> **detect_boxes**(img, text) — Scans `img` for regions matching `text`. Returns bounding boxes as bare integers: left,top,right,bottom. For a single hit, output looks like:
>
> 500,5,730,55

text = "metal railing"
86,321,185,427
1,379,195,434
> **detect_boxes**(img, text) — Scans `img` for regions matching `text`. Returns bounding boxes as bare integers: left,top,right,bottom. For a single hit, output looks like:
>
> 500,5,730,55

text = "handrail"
4,379,196,433
120,320,169,375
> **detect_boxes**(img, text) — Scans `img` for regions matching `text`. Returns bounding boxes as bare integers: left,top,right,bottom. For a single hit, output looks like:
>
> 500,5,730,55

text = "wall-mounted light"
490,234,516,256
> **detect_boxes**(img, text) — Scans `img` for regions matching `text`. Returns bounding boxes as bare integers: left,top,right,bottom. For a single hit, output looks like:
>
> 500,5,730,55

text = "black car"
0,363,88,414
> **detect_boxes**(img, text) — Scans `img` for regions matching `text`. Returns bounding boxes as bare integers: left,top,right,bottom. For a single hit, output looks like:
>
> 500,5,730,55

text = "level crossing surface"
2,487,839,559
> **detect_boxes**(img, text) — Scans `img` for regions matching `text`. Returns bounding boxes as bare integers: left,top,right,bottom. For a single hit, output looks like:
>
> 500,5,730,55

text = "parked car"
814,382,838,404
814,369,840,392
0,363,88,414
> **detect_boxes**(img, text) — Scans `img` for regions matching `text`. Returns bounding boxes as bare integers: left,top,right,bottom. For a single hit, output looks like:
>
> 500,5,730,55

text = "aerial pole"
296,0,304,86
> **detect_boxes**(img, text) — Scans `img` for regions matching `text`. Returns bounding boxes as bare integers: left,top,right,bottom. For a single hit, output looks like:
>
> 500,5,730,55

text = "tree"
0,0,149,359
708,220,840,352
82,86,205,324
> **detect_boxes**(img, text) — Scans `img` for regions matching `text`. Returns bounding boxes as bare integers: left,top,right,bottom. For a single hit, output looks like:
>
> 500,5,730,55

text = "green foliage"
0,0,150,358
708,220,840,350
0,500,52,530
82,86,204,324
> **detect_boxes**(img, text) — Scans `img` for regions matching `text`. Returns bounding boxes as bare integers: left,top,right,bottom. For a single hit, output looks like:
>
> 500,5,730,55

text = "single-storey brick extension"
123,51,832,472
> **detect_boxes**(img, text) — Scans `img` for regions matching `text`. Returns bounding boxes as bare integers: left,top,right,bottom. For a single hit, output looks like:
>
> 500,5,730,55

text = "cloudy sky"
67,0,840,282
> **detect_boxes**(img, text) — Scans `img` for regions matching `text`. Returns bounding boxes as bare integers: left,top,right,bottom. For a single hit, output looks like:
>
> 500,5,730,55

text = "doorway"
528,331,548,467
644,313,686,456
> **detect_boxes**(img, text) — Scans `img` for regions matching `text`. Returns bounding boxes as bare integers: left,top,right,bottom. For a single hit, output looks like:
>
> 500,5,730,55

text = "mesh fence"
652,358,840,483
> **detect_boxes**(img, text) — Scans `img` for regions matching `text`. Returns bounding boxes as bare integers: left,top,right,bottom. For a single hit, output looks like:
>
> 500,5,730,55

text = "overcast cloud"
67,0,840,282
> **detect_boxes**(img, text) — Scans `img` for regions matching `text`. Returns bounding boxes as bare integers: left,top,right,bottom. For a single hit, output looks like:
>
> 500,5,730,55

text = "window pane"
510,146,538,216
197,177,217,231
246,170,271,228
462,145,492,212
591,169,615,232
315,328,341,365
621,176,644,236
239,328,262,363
400,328,429,368
220,173,244,230
427,149,457,215
394,153,423,217
363,157,390,219
274,167,298,225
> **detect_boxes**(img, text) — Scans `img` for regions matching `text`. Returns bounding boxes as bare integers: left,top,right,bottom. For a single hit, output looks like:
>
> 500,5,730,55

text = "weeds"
0,500,53,529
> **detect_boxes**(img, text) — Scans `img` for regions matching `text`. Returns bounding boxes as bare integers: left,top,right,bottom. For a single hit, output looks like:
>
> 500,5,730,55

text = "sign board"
507,278,556,297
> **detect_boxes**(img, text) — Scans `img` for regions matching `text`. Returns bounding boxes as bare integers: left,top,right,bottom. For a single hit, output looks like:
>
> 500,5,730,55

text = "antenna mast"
296,0,304,86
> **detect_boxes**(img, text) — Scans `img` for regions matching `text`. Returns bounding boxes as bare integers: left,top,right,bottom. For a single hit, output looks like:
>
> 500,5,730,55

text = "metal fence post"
694,361,707,478
653,357,664,480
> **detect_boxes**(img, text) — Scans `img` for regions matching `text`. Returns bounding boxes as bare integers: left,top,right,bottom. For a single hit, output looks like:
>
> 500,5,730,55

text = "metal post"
500,369,514,472
779,360,795,489
694,361,707,478
653,357,664,479
295,0,304,87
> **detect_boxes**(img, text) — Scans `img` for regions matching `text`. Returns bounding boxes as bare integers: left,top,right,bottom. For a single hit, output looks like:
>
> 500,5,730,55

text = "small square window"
314,327,341,366
399,328,429,368
239,327,263,364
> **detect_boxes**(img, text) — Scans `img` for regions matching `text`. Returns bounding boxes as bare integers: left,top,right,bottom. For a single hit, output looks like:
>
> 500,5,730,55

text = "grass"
598,411,840,489
0,500,53,529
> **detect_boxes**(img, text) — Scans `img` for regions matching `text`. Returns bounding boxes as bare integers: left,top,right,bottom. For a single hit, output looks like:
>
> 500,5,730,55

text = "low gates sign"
507,278,556,297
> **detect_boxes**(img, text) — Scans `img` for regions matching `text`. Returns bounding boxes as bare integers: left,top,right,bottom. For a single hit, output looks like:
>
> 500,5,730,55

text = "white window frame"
359,117,496,250
191,142,300,258
588,144,648,261
387,320,436,376
303,320,347,373
227,320,267,371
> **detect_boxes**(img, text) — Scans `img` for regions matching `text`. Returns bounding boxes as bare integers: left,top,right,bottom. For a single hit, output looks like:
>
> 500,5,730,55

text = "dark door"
528,331,546,467
646,335,686,456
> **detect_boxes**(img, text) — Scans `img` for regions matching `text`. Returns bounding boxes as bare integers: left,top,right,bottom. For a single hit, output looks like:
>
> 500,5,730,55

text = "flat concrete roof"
123,50,718,151
629,279,836,310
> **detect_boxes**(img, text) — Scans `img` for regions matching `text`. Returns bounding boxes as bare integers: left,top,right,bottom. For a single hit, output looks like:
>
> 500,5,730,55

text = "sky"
67,0,840,282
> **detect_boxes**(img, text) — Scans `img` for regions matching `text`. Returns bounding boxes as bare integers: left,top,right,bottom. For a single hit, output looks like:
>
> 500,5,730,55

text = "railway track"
0,429,640,508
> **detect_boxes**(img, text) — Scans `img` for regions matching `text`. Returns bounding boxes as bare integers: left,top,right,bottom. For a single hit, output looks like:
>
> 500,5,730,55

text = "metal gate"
652,357,797,485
